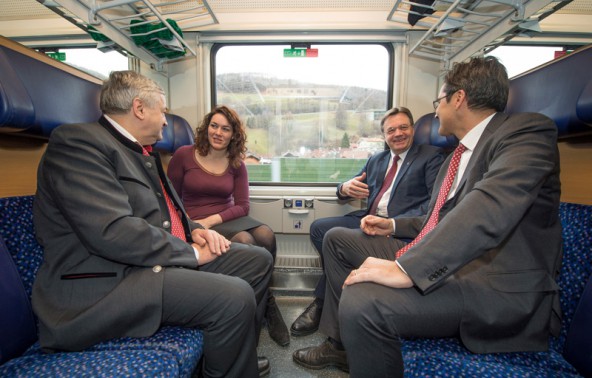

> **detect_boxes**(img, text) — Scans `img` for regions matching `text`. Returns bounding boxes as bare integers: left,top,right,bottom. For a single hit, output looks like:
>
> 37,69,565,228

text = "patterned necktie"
369,155,400,215
395,143,467,258
142,146,187,242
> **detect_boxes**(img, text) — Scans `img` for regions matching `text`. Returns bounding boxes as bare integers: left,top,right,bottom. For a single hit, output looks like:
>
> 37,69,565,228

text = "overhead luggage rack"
388,0,574,68
43,0,218,70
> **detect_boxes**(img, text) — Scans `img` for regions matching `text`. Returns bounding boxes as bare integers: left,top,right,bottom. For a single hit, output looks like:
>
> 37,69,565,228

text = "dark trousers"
162,243,273,378
319,227,463,378
309,214,363,298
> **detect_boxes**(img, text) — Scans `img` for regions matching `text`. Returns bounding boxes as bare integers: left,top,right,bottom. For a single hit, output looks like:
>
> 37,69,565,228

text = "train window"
486,45,566,78
40,47,128,79
212,44,392,184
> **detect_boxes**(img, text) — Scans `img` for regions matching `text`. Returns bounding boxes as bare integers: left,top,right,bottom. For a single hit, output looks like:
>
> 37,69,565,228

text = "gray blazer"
396,112,562,353
32,117,201,351
338,143,445,218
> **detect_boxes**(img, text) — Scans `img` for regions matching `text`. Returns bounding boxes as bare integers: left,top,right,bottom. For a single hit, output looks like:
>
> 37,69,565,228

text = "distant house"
244,152,261,165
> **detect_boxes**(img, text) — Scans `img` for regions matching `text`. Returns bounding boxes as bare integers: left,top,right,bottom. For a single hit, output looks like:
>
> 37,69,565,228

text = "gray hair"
100,70,165,115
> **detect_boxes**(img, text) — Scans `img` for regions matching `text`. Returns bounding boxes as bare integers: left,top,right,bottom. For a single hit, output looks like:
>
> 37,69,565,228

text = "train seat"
413,111,458,152
0,36,193,153
506,44,592,138
0,36,102,137
155,113,195,152
402,202,592,377
0,195,204,377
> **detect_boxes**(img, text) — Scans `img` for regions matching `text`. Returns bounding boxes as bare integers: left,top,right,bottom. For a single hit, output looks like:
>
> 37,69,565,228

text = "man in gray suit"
32,71,272,378
293,57,562,377
290,107,445,337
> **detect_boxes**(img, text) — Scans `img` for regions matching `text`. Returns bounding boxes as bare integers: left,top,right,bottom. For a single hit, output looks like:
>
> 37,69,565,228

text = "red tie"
369,155,400,215
395,144,466,258
142,146,187,242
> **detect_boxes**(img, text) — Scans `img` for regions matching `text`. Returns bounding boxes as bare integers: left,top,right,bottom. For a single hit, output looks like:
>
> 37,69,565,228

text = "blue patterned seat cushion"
400,202,592,377
402,338,581,377
0,349,180,377
0,196,204,377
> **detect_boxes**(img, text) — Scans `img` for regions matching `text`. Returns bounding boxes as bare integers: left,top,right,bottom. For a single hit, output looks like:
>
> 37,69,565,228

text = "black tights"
230,225,277,262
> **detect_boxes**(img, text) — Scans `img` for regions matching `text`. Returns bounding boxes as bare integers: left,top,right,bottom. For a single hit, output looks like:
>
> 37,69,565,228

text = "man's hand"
191,243,219,266
360,215,393,236
343,257,413,288
191,228,231,256
341,172,369,199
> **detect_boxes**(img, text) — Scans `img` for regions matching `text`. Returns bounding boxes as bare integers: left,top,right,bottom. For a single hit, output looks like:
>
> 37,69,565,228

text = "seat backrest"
0,36,102,138
563,272,592,377
0,196,44,299
413,112,458,152
154,113,195,153
0,195,41,364
505,44,592,138
551,203,592,362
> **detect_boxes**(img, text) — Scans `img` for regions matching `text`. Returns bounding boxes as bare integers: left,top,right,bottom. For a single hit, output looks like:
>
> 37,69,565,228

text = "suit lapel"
391,144,417,194
368,152,391,208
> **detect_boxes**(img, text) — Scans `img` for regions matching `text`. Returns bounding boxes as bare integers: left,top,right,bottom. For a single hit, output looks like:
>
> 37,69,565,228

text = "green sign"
46,52,66,61
283,48,318,58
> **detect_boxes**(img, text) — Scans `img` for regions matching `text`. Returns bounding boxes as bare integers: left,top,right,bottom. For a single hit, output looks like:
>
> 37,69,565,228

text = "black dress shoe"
266,294,290,346
258,356,271,377
290,297,323,336
292,339,349,372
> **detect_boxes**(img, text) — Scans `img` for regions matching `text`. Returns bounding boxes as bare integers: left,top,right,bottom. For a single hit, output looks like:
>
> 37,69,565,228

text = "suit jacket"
396,112,562,354
32,117,201,351
337,143,445,218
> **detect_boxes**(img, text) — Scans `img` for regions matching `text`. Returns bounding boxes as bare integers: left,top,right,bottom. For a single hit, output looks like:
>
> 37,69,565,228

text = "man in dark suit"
32,71,272,378
293,57,562,377
290,107,445,337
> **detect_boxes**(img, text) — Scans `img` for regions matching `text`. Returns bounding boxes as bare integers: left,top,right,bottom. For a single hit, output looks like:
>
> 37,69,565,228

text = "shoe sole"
271,337,290,347
292,355,349,373
259,364,271,377
290,327,319,337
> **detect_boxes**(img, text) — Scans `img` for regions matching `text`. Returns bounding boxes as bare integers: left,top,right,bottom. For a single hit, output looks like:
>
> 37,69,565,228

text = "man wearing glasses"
294,56,562,378
290,107,446,339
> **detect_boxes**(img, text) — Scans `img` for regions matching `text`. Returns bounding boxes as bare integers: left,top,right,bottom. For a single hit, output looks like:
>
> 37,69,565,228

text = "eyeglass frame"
432,94,449,110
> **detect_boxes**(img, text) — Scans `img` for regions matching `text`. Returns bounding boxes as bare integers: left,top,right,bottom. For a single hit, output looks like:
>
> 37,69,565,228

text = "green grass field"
246,158,367,183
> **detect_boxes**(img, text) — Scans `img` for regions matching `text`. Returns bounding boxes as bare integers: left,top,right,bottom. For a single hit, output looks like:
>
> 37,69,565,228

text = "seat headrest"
154,113,195,153
413,112,458,151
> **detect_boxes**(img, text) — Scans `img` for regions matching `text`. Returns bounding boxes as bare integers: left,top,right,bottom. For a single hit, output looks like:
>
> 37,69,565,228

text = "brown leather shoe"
290,297,323,336
292,339,349,372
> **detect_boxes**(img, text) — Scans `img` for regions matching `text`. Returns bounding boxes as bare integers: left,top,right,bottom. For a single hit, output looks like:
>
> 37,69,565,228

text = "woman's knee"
231,231,255,245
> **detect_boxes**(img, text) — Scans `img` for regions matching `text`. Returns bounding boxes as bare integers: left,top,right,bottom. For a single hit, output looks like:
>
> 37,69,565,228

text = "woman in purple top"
168,105,290,347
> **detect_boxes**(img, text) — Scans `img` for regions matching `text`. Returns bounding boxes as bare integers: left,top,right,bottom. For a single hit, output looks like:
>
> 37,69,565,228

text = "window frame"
210,42,395,186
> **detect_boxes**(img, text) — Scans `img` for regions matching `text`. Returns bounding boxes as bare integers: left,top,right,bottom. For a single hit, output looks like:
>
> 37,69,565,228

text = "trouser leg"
318,227,402,341
309,216,362,299
340,281,463,378
162,243,272,378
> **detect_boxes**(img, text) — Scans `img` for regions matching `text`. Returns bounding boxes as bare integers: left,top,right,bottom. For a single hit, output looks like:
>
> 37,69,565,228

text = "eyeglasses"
432,94,448,110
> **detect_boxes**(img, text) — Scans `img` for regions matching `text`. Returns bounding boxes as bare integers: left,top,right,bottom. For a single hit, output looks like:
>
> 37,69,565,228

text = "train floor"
257,295,349,378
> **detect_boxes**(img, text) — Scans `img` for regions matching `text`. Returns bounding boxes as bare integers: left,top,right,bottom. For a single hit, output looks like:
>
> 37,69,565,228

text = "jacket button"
152,265,162,273
428,274,436,281
163,221,171,228
145,162,152,168
156,192,163,198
